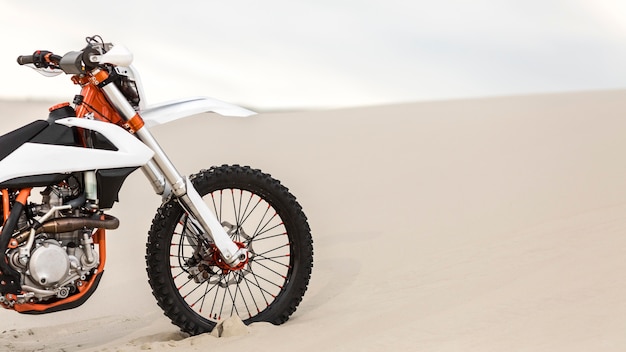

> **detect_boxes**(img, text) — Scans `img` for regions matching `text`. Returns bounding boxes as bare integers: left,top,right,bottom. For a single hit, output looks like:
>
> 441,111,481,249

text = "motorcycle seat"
0,120,49,162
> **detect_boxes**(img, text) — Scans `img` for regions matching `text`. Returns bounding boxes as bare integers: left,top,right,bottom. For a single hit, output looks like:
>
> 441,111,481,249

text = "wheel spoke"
172,270,187,280
241,266,283,291
181,278,206,299
218,277,230,320
226,274,241,317
209,279,221,320
240,271,272,305
251,260,288,279
234,272,254,318
253,254,291,269
251,222,284,241
256,242,290,257
251,205,271,241
239,197,262,227
251,232,287,242
238,192,256,228
242,270,262,315
197,282,211,313
231,189,243,228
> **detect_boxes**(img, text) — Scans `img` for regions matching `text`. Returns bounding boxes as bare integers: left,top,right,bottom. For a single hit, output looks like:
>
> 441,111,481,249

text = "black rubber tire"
146,165,313,335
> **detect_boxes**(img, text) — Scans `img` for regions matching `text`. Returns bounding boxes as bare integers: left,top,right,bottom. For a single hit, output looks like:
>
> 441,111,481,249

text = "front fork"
143,162,247,267
99,75,247,267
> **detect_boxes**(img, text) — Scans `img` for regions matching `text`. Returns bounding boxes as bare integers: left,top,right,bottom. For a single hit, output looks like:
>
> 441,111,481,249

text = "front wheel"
145,165,313,335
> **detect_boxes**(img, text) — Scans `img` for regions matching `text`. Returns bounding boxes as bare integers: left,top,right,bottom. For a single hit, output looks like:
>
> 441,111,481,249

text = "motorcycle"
0,35,313,335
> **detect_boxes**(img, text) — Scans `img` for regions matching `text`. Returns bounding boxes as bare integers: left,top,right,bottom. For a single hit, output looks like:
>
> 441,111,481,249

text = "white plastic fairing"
0,118,154,184
140,97,256,128
25,64,63,77
100,44,133,66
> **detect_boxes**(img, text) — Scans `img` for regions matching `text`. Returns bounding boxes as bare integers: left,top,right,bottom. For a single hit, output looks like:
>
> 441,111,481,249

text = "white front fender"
140,96,256,128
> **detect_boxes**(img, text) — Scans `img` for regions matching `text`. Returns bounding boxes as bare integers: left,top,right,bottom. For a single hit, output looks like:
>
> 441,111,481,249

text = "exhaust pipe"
13,214,119,244
38,214,119,233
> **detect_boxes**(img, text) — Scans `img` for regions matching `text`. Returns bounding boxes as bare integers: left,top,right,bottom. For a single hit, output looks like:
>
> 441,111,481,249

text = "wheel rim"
169,188,292,323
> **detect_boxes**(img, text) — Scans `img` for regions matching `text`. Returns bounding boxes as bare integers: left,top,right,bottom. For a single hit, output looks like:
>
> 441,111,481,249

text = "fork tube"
141,160,169,197
99,78,245,265
99,78,187,194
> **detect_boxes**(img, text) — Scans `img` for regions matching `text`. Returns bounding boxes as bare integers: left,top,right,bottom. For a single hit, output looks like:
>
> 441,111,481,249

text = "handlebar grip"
17,55,34,65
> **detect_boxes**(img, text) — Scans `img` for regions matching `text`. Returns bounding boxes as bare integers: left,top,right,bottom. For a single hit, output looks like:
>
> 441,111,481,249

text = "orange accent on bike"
15,188,31,205
90,69,109,86
71,75,90,86
3,294,17,305
48,102,70,112
14,279,87,313
2,189,9,223
2,187,31,228
13,228,107,313
74,83,125,125
210,241,249,274
93,227,107,271
123,114,145,134
74,80,126,147
7,239,18,249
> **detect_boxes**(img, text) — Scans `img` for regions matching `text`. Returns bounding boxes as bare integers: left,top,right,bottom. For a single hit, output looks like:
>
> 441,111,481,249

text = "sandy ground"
0,90,626,351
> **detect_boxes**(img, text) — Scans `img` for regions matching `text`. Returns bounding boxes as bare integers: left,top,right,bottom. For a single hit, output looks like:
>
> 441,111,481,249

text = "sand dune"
1,90,626,351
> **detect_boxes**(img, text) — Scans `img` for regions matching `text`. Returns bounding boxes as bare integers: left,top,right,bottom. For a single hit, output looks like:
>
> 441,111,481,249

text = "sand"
0,90,626,351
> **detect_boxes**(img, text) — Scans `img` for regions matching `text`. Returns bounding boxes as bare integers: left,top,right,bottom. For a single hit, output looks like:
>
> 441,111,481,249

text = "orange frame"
2,189,9,223
74,75,125,125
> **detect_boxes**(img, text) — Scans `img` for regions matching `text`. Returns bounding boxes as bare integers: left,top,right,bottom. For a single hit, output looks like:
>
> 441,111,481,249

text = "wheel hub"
209,241,248,274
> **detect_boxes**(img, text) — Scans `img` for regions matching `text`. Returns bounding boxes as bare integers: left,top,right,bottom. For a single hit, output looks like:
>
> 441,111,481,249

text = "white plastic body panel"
99,45,133,67
140,96,256,128
0,118,154,184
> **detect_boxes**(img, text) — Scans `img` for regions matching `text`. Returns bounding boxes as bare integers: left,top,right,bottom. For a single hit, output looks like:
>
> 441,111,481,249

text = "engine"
10,237,99,300
5,180,112,302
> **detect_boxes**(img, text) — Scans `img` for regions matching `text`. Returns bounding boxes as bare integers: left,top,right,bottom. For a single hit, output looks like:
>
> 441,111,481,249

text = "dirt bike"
0,35,313,335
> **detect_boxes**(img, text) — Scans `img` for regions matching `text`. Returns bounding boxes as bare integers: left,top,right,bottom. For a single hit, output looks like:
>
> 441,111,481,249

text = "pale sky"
1,1,626,109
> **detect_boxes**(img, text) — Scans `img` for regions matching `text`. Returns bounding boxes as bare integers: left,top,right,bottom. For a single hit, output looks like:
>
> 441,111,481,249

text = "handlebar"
16,36,116,75
16,55,34,65
16,50,63,68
